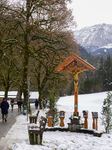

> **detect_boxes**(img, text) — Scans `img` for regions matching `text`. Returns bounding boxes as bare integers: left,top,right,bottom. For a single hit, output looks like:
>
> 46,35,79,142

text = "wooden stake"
93,118,95,129
60,118,64,127
48,117,52,127
96,118,98,130
84,117,88,129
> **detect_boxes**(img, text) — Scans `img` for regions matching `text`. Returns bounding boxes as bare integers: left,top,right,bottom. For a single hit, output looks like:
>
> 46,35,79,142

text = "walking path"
0,104,35,150
0,108,22,140
0,107,23,150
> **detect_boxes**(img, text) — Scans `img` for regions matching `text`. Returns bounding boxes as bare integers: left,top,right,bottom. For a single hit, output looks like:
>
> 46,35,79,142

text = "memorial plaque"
61,112,64,117
92,112,98,118
83,111,86,117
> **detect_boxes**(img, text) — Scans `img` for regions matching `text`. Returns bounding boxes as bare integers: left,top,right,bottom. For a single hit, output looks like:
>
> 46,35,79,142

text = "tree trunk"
22,56,28,106
38,90,43,109
22,0,30,106
5,88,8,100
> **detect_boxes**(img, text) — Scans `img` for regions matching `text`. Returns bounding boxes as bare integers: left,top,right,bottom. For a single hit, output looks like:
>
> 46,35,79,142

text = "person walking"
1,98,9,122
17,100,23,112
45,98,48,105
34,99,39,109
43,98,46,109
10,99,14,111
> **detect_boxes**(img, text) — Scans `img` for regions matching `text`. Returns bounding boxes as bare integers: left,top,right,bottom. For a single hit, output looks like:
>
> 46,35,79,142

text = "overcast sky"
69,0,112,30
9,0,112,30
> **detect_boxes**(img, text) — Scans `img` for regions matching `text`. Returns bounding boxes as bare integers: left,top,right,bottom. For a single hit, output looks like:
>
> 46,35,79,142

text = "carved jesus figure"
67,69,84,92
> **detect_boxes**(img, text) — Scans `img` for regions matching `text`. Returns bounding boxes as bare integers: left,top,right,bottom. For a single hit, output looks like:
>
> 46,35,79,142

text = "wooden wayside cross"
55,54,96,116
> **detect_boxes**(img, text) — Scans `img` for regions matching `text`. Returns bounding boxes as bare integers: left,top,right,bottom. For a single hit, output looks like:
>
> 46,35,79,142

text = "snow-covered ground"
1,91,112,150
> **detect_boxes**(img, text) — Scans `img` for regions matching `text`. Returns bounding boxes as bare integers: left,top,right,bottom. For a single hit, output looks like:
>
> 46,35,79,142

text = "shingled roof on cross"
55,54,96,72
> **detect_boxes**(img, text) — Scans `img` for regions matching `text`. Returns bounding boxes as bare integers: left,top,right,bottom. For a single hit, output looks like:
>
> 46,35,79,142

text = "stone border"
45,127,103,137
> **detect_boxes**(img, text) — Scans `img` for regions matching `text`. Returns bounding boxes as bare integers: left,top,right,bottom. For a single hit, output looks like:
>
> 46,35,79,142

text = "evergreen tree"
79,76,93,94
101,91,112,133
103,55,112,90
98,54,112,91
47,89,59,127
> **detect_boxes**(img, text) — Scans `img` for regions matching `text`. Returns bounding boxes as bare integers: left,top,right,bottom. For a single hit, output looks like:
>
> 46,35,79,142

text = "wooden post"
96,118,98,130
83,110,88,129
59,111,65,127
93,118,95,129
74,73,78,116
47,110,54,127
74,90,78,115
84,118,88,129
60,118,64,127
92,112,98,130
48,117,52,127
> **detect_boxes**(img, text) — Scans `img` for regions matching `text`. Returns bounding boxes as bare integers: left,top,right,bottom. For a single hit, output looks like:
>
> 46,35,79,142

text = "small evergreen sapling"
47,89,59,127
101,91,112,133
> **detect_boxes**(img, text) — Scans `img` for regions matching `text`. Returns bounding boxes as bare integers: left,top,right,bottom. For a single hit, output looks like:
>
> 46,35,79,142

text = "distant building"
0,91,17,99
0,91,39,103
22,91,39,103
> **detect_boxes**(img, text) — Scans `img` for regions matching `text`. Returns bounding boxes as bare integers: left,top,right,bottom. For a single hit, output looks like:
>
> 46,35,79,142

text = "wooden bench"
29,110,40,124
28,116,47,145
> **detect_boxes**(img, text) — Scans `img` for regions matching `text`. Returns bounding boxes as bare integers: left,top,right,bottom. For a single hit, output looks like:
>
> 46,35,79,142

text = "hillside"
74,23,112,56
72,44,100,69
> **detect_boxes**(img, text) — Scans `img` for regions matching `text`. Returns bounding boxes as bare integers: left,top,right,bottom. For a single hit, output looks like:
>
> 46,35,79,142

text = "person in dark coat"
43,98,46,109
1,98,9,122
17,100,23,112
10,99,14,111
34,99,39,109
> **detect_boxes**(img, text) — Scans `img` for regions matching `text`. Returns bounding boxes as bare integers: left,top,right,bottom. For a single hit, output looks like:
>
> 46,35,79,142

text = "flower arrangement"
69,114,80,120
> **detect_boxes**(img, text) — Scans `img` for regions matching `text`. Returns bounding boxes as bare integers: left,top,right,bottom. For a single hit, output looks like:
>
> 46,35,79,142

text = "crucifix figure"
67,67,85,115
55,54,96,116
67,68,84,92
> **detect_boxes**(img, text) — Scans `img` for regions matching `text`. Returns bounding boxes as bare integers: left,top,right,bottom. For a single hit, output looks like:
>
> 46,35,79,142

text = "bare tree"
1,0,78,106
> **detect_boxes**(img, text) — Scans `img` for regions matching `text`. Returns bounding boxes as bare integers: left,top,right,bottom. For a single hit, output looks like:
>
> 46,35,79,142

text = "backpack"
11,99,14,105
